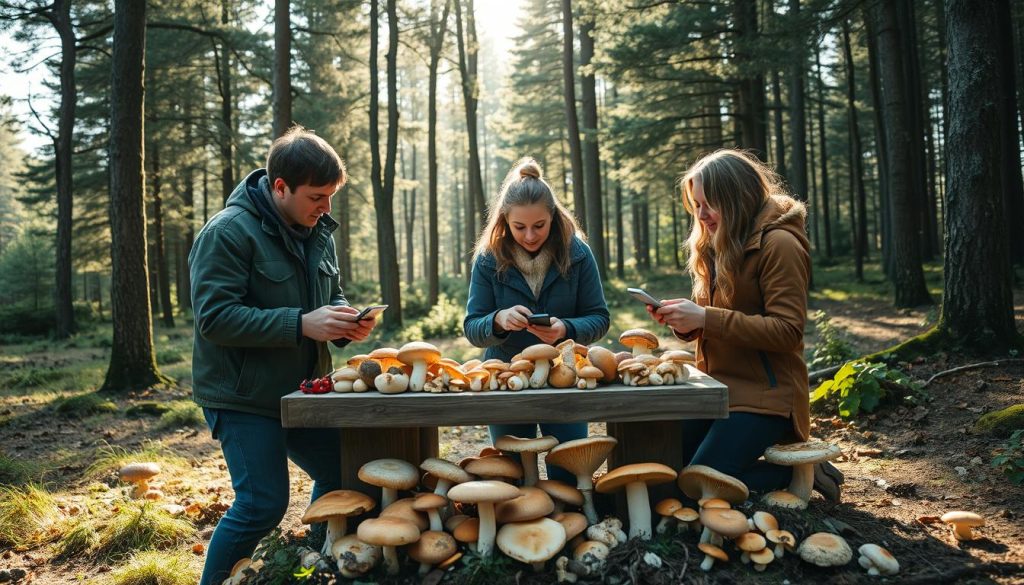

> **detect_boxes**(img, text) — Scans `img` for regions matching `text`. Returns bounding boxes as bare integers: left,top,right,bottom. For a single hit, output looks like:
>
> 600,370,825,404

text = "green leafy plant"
398,293,464,341
807,310,856,369
810,361,922,419
991,429,1024,485
250,528,305,585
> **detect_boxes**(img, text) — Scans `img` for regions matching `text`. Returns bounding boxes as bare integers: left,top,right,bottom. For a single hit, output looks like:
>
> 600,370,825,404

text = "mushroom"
379,497,430,531
798,532,853,567
481,359,509,391
555,556,578,583
547,363,577,388
374,370,409,394
119,463,161,499
677,465,749,507
545,436,619,525
464,454,524,483
356,516,420,575
586,346,618,383
552,511,589,544
407,530,457,576
447,480,521,557
699,508,749,547
941,510,985,541
573,539,610,575
331,534,381,578
452,516,480,552
494,435,559,487
397,341,441,392
762,441,842,504
419,457,471,497
509,359,533,390
765,528,796,558
357,359,382,389
750,547,775,572
594,462,677,540
465,368,490,391
673,507,699,534
495,486,555,523
536,479,584,514
523,343,560,388
586,519,626,548
358,458,420,508
761,490,807,510
331,367,360,392
749,510,778,534
660,350,694,382
576,365,604,389
301,490,376,557
497,517,567,572
858,543,899,575
698,542,728,571
413,492,448,532
736,532,767,564
654,498,683,535
618,329,659,356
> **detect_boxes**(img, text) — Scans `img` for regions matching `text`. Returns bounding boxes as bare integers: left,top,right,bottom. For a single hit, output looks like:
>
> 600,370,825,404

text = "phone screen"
527,313,552,326
627,287,663,309
355,305,388,321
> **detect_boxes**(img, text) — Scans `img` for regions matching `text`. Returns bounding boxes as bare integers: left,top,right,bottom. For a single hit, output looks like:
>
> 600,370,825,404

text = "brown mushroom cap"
358,458,420,491
673,507,699,523
357,517,421,550
619,329,659,351
577,365,604,381
369,347,403,370
420,457,472,486
763,441,842,465
379,497,430,531
798,532,853,567
655,498,683,517
698,542,728,561
535,479,584,507
412,492,448,513
496,517,567,566
736,532,767,552
119,462,161,482
552,512,589,541
941,510,985,527
452,517,480,543
465,455,524,481
301,490,376,524
407,530,457,565
545,436,618,480
677,465,749,504
496,486,555,523
495,435,559,454
750,547,775,565
547,364,577,388
751,511,779,533
447,480,522,504
595,462,677,493
761,490,807,509
522,344,560,361
700,508,751,539
586,346,619,383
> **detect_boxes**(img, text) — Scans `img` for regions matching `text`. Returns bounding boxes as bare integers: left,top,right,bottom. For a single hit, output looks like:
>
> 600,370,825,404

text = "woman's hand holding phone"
653,298,706,333
494,305,532,333
527,316,566,344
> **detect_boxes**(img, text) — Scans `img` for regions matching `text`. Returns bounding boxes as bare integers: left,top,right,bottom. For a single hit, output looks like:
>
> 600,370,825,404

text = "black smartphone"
627,287,663,309
527,313,552,326
353,304,388,321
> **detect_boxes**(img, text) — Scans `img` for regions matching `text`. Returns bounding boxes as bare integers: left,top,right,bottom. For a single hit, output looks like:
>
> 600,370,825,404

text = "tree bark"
217,0,234,204
733,0,768,157
49,0,76,339
103,0,167,392
788,0,807,202
941,0,1017,346
842,20,868,281
427,0,450,306
813,49,832,258
560,0,587,229
871,1,931,307
865,8,892,278
150,144,174,327
579,14,605,276
453,0,486,235
996,0,1024,266
272,0,292,138
771,70,787,181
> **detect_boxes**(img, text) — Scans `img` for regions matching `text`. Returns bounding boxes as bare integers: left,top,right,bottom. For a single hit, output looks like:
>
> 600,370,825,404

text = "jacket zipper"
758,351,778,388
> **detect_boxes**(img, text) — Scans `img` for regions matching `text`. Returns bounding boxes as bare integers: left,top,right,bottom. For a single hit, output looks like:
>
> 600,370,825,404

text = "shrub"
810,361,923,419
157,401,204,430
156,349,185,365
398,293,464,341
807,310,856,370
991,429,1024,485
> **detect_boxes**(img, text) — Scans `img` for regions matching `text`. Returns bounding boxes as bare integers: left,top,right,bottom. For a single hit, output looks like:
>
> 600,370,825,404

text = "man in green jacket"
189,126,374,585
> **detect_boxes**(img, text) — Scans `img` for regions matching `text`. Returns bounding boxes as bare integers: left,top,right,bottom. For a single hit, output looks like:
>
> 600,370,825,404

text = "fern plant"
808,310,856,369
991,429,1024,485
810,361,922,419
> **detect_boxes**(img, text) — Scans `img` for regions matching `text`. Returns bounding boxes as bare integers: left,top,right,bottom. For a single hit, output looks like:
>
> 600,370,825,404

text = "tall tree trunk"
997,0,1024,266
179,93,195,311
771,70,787,181
807,100,819,250
671,196,681,269
217,0,234,204
843,21,868,281
453,0,486,234
151,144,174,328
788,0,807,202
579,14,605,275
814,49,832,258
103,0,166,392
369,0,403,328
733,0,768,157
403,144,417,286
427,0,450,306
560,0,587,229
870,0,932,307
865,9,893,278
703,84,724,148
272,0,292,138
941,0,1017,346
49,0,76,338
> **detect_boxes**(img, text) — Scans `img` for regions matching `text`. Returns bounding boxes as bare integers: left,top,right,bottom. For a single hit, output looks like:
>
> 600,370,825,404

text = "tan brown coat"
680,195,811,441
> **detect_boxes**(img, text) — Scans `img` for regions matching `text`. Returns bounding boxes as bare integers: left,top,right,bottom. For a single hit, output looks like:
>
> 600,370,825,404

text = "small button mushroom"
465,368,490,391
419,457,471,498
119,463,161,499
407,530,457,576
374,371,409,394
356,517,420,575
765,528,797,558
654,498,683,534
672,507,699,534
798,532,853,567
618,329,659,357
573,539,610,574
750,547,774,572
576,365,604,389
698,542,728,571
699,508,749,547
536,479,584,514
736,532,767,564
941,511,985,541
749,511,779,534
552,512,589,545
858,543,899,576
413,492,448,532
331,534,381,578
522,344,560,388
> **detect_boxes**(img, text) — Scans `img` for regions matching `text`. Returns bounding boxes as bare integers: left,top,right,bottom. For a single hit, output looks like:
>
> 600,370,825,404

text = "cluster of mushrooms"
211,434,945,584
329,329,695,394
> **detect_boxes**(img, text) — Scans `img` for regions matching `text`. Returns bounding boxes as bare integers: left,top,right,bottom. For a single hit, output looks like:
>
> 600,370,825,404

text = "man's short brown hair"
266,126,347,191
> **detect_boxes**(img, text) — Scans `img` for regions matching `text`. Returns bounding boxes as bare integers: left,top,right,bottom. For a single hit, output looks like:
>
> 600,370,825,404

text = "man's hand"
653,298,706,333
302,305,375,342
494,305,532,333
527,316,567,345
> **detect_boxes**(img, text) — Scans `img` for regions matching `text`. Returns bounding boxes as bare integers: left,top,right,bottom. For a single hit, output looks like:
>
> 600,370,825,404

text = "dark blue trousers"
682,412,794,495
199,408,342,585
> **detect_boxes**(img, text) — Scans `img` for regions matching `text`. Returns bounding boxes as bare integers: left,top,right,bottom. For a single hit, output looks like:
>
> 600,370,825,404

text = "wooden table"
281,366,728,503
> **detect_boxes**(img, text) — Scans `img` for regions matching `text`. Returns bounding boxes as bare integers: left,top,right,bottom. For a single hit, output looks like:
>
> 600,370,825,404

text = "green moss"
54,392,119,418
974,404,1024,438
125,402,172,418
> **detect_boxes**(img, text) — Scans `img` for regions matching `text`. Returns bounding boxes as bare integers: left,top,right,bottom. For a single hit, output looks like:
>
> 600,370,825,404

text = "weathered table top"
281,366,728,428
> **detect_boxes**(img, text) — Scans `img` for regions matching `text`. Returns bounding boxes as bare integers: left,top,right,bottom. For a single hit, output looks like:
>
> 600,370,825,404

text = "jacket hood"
223,168,338,232
744,194,809,253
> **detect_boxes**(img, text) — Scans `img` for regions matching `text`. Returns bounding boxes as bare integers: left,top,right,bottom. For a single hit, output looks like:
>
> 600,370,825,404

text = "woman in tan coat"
647,149,841,501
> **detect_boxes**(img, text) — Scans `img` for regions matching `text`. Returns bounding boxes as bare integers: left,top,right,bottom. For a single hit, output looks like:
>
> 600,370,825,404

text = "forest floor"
1,263,1024,584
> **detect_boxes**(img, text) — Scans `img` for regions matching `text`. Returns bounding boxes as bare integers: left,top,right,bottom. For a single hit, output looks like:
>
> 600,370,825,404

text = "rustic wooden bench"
280,366,728,504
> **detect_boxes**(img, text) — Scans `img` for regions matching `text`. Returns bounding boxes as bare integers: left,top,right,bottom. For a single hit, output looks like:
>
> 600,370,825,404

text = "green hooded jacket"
188,169,348,418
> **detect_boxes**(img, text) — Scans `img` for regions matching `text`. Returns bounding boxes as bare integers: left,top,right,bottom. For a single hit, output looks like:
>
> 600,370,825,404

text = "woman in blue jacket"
464,157,610,482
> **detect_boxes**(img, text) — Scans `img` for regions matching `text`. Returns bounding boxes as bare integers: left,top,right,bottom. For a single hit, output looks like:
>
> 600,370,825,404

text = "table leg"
339,426,439,501
605,420,685,512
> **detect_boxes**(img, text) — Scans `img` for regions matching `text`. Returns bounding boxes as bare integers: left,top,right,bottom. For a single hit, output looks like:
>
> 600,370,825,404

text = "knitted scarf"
511,245,553,299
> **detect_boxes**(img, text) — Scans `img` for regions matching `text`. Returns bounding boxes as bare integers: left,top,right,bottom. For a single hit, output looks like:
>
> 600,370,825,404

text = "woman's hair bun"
518,159,542,180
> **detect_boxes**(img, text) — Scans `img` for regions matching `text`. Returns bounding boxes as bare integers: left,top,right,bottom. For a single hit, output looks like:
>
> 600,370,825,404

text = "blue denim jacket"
464,237,610,361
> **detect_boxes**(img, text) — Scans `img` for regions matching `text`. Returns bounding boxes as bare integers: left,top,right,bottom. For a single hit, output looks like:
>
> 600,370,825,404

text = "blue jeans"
488,422,587,484
681,412,794,495
199,408,342,585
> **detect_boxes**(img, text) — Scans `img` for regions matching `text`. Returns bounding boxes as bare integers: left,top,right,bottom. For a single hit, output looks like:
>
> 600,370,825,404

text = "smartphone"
353,304,388,321
527,313,552,326
627,287,663,309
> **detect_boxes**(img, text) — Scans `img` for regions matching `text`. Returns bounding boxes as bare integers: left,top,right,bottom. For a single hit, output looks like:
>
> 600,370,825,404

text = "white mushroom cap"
763,441,842,502
941,510,985,540
356,517,421,576
397,341,441,391
448,480,521,557
358,458,420,508
119,462,161,498
858,543,899,575
798,532,853,567
595,462,677,540
496,517,567,570
677,465,749,504
495,435,559,487
419,457,471,496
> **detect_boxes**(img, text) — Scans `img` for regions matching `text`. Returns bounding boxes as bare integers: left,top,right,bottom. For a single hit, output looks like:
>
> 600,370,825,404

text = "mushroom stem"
625,482,653,540
655,517,672,535
477,503,498,557
434,478,453,497
521,452,540,487
427,509,443,532
131,481,150,499
409,361,428,391
788,464,814,501
382,545,400,575
952,525,974,541
530,360,551,388
577,475,598,525
774,544,785,558
418,562,432,576
322,517,348,557
382,487,398,509
700,554,716,571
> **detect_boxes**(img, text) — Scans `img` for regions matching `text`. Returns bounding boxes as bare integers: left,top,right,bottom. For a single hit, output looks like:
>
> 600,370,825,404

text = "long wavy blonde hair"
474,157,583,277
681,150,781,306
